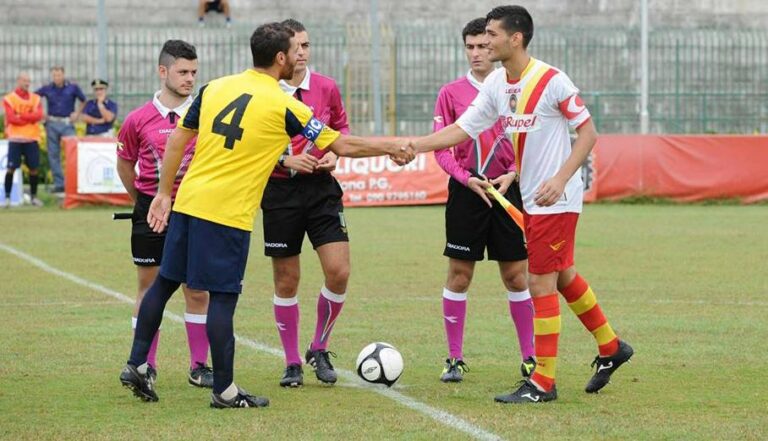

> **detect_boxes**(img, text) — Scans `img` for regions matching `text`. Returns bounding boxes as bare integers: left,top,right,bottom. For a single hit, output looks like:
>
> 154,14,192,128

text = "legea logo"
503,114,540,133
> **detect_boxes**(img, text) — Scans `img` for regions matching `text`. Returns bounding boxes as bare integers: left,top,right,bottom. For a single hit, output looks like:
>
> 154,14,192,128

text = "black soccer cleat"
188,362,214,388
147,365,157,384
279,364,304,388
585,339,634,393
494,379,557,404
305,348,337,384
120,364,158,402
210,387,269,409
440,358,469,383
520,356,536,378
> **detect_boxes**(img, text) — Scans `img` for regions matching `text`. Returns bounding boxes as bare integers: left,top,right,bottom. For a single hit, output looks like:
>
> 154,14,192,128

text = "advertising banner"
0,140,24,207
335,152,449,207
63,137,132,209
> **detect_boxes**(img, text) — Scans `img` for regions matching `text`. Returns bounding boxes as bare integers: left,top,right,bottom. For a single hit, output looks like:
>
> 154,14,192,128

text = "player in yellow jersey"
119,22,414,408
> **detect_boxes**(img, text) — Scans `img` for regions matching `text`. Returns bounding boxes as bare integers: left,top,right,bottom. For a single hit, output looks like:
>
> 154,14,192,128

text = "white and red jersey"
457,58,591,215
116,91,196,197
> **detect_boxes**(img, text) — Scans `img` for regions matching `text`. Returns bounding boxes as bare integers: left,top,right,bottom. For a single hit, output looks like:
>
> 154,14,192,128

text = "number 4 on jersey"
212,93,253,149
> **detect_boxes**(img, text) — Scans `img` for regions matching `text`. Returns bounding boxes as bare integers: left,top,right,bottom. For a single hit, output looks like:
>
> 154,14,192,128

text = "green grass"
1,204,767,440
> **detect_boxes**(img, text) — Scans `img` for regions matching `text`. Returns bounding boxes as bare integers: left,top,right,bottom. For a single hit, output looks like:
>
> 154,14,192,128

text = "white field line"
6,300,126,307
0,242,503,441
625,298,768,307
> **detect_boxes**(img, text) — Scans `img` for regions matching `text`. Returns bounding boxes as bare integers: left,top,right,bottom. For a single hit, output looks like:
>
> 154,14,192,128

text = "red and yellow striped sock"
530,293,560,392
561,273,619,356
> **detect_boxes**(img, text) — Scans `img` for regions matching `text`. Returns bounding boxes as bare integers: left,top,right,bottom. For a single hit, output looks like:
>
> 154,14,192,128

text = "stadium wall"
3,0,768,28
2,25,766,136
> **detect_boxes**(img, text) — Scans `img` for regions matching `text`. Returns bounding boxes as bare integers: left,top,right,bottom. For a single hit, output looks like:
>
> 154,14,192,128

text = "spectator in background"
3,72,44,207
197,0,232,28
35,66,86,196
81,79,117,137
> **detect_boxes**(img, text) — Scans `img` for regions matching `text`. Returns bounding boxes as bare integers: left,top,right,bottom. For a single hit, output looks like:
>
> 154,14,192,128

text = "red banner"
594,135,768,203
582,150,598,203
61,135,768,209
336,152,449,206
63,137,132,209
61,137,450,210
335,150,599,207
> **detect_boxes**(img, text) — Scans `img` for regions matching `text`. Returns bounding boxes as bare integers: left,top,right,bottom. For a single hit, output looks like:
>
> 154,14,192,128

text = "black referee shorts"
130,192,166,266
444,178,527,262
261,174,348,257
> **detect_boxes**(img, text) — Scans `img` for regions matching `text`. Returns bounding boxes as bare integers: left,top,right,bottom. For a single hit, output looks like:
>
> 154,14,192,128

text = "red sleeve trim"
558,94,587,121
575,116,592,131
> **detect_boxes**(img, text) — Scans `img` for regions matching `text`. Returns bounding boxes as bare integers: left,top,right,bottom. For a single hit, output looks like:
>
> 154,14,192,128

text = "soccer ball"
355,342,404,387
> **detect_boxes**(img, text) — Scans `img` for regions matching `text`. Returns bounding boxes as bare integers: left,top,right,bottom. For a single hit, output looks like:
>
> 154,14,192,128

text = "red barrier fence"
61,135,768,209
594,135,768,203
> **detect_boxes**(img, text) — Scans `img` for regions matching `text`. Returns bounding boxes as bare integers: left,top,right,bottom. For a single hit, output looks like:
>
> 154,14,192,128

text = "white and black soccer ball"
355,342,404,387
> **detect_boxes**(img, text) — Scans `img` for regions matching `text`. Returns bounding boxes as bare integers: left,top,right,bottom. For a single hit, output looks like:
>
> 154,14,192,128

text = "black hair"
486,5,534,48
250,22,295,68
281,18,306,33
158,40,197,67
462,17,487,43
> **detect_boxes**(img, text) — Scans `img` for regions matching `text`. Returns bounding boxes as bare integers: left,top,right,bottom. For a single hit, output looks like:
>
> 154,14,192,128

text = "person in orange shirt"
3,72,44,208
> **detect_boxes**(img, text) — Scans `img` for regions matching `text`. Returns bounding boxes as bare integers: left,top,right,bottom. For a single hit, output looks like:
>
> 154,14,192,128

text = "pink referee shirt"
116,91,196,197
273,69,349,178
433,71,516,186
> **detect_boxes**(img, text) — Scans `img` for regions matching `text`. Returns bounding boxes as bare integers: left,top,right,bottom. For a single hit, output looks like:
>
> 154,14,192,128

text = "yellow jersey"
173,69,340,231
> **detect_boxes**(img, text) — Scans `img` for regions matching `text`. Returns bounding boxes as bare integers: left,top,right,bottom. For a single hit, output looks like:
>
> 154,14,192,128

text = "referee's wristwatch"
278,155,288,168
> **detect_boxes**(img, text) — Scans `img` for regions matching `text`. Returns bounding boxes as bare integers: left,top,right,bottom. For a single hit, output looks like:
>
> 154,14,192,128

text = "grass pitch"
0,203,766,440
